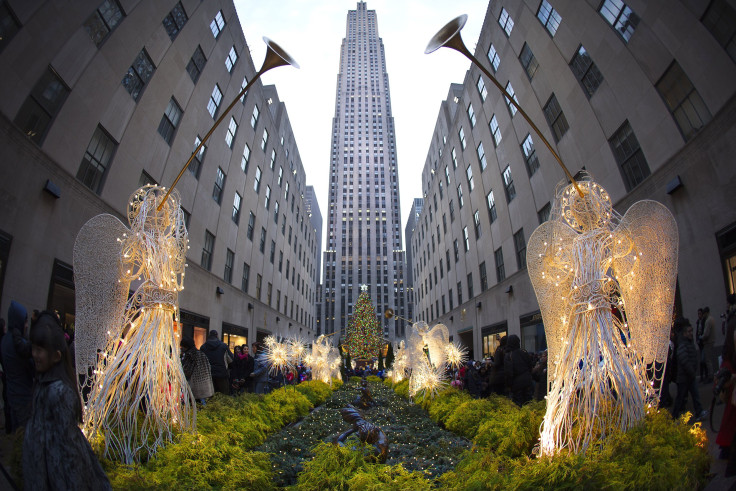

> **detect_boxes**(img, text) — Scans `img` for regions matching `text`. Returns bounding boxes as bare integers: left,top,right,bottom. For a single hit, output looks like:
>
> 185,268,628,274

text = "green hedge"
103,380,338,489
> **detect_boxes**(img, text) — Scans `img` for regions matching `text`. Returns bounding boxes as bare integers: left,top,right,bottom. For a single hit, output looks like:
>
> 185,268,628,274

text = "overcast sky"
233,0,488,254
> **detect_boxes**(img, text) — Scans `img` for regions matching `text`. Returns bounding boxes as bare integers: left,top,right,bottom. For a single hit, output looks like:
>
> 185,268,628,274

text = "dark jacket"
676,334,698,383
1,301,33,429
199,338,233,379
23,366,111,490
504,335,534,405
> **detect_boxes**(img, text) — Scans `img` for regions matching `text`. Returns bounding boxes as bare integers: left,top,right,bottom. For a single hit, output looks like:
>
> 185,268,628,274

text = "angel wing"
425,323,449,367
613,200,678,365
73,213,131,379
527,219,578,375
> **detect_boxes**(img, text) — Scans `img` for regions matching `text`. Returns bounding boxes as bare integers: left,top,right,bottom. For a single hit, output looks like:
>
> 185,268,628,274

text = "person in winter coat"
23,312,111,490
1,300,34,432
504,334,534,406
180,337,214,402
672,317,707,420
199,330,233,395
717,295,736,469
489,336,507,395
250,343,270,394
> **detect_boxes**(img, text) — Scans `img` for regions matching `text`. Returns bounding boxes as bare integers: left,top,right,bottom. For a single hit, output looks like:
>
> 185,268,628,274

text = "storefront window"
222,322,247,350
520,311,546,353
180,310,209,349
481,321,507,359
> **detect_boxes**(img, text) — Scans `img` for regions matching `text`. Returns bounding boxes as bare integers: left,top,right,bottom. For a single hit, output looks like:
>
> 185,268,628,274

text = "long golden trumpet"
384,308,413,324
426,15,583,196
158,37,299,210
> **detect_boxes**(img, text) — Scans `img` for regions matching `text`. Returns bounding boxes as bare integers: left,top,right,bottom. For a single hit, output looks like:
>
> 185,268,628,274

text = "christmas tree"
345,288,383,360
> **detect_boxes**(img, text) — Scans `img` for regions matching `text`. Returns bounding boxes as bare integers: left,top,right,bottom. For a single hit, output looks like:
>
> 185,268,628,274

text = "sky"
233,0,488,254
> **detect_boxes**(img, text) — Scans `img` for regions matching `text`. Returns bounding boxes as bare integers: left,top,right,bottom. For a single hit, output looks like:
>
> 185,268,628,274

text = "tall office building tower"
323,1,406,342
404,198,424,329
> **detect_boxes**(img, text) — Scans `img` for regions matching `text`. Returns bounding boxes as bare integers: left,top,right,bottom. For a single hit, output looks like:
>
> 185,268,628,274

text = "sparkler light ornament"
444,341,469,370
527,176,678,456
74,185,194,463
264,335,294,376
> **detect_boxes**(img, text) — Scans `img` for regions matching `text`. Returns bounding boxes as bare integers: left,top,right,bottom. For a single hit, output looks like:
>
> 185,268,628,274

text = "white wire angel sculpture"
527,176,678,456
74,185,195,463
405,321,452,398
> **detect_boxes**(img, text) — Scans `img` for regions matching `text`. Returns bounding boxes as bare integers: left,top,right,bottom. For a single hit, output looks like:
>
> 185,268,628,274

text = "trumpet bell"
263,36,300,70
384,308,395,319
425,14,468,54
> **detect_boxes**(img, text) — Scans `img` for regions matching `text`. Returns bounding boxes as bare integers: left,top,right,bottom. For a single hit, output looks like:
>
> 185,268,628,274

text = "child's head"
30,311,71,375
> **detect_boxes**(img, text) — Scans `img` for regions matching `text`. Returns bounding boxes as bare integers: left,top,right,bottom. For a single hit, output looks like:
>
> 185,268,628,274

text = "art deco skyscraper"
323,1,406,341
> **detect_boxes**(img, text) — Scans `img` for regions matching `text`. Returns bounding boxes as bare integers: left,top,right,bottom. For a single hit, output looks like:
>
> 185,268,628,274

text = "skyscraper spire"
322,2,406,342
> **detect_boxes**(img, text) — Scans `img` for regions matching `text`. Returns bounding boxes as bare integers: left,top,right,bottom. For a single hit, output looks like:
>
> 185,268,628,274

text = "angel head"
556,175,615,233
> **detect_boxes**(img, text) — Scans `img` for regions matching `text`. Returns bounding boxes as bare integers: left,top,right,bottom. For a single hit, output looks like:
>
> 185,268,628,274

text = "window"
495,247,505,282
269,149,276,169
466,164,474,191
490,115,502,146
278,251,283,272
503,165,516,202
570,45,604,97
15,67,71,146
521,134,540,176
702,0,736,63
655,62,711,141
270,240,275,263
247,212,255,240
444,165,451,185
240,76,249,104
157,98,182,145
457,184,464,208
186,45,206,83
463,227,470,251
213,167,226,204
259,227,266,253
273,201,279,223
543,94,569,142
261,128,269,151
498,8,514,36
162,2,187,40
473,210,482,239
459,127,466,150
451,147,458,168
189,136,206,178
242,262,250,292
449,200,455,221
467,103,476,127
538,202,551,223
202,230,214,271
467,273,474,299
138,170,156,188
224,249,234,283
232,192,242,223
487,44,500,72
210,10,225,38
537,0,561,36
225,46,238,72
457,281,463,304
480,262,488,291
454,239,460,263
609,120,651,191
477,76,487,101
504,82,519,116
599,0,639,42
76,125,117,193
251,105,260,128
256,274,262,300
207,84,222,118
446,250,451,272
84,0,124,46
241,144,251,173
278,166,284,187
486,190,497,224
519,43,539,80
514,229,527,270
476,142,487,171
225,117,238,148
122,49,154,100
254,166,262,192
264,185,271,210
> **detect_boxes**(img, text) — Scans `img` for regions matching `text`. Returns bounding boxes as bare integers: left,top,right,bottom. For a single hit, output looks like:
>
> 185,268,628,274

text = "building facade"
303,185,323,334
322,1,407,342
0,0,320,348
411,0,736,360
404,198,424,327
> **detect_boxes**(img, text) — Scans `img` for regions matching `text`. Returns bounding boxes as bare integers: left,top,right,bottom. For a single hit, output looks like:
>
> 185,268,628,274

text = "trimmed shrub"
472,400,545,458
444,398,500,439
426,388,473,424
366,375,382,383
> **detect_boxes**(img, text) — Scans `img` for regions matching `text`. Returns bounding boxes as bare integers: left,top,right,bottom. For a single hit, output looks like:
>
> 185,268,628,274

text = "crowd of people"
447,334,547,407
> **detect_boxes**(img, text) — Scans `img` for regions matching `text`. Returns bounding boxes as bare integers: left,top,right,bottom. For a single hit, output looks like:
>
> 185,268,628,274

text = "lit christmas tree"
345,286,383,360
